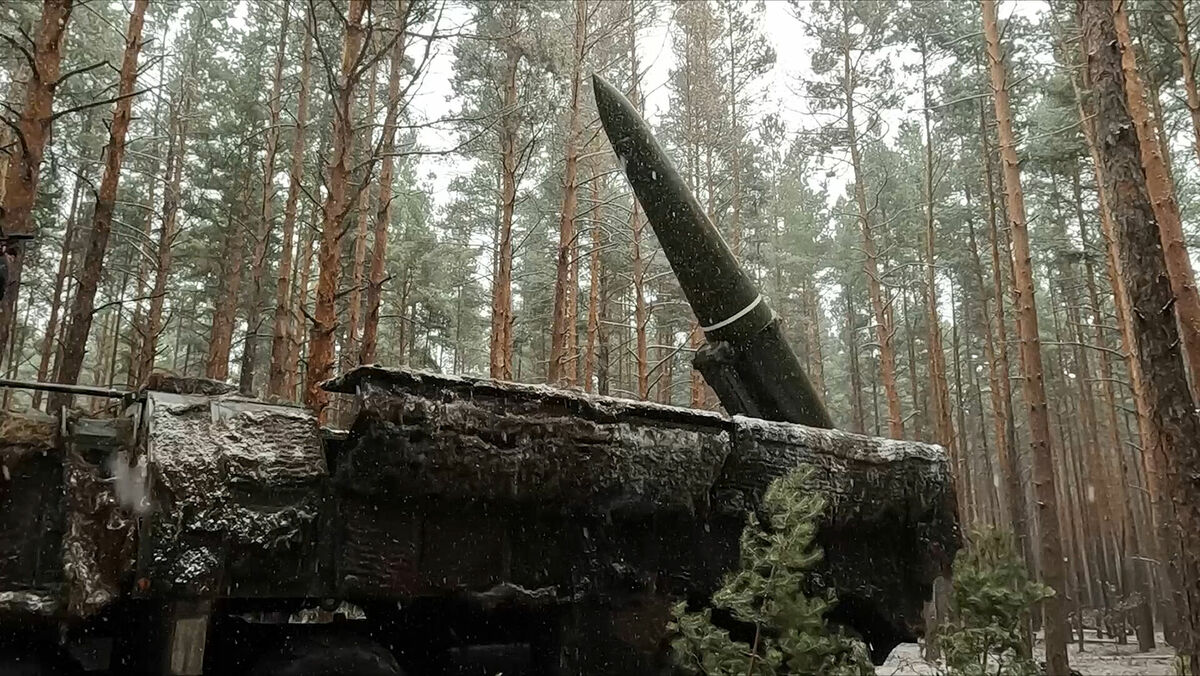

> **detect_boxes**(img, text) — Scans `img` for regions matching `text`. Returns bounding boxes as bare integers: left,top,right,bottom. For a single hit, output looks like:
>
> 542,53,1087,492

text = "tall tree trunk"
1052,172,1111,612
344,61,379,370
596,255,611,396
1085,8,1183,641
846,289,866,434
919,40,960,511
804,280,826,403
842,9,902,439
135,89,190,385
1050,272,1100,616
904,288,924,440
489,5,520,382
966,184,1018,532
238,0,291,395
727,6,741,260
361,3,410,366
981,94,1031,571
583,170,602,393
654,322,670,404
0,0,74,364
1072,161,1152,646
304,0,369,419
950,287,977,524
50,0,148,410
268,5,313,396
1172,0,1200,170
549,0,586,386
32,166,85,408
1112,0,1200,401
1071,61,1159,651
288,205,316,398
106,261,131,387
128,30,169,388
623,0,649,400
1081,1,1200,665
982,2,1071,671
205,177,249,381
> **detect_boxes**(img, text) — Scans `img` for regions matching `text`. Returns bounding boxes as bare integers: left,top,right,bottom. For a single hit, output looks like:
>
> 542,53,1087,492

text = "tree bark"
919,40,960,515
135,88,190,385
205,177,249,381
50,0,148,410
583,169,602,394
982,2,1071,671
1072,160,1155,647
268,4,314,397
361,2,410,366
904,288,924,440
845,288,866,434
1070,56,1160,651
979,100,1029,560
1081,1,1200,664
0,0,74,365
1112,0,1200,401
1172,0,1200,170
288,205,316,398
304,0,369,420
489,5,520,382
32,163,86,409
344,61,379,371
842,8,902,439
727,6,741,261
238,0,292,395
127,29,170,388
624,1,649,400
804,280,826,403
549,0,587,386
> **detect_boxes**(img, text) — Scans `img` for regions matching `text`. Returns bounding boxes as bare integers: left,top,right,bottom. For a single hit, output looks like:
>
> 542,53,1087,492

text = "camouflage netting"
333,371,731,514
324,366,960,665
0,410,56,470
145,396,327,597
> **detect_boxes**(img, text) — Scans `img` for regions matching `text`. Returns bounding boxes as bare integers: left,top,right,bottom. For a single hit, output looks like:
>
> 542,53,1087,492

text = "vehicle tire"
247,633,405,676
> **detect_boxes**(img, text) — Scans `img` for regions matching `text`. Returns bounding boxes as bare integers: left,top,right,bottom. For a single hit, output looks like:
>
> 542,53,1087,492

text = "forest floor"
877,633,1178,675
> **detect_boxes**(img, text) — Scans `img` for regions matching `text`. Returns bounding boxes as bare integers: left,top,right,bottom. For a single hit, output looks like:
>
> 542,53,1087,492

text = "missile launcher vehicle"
0,74,957,675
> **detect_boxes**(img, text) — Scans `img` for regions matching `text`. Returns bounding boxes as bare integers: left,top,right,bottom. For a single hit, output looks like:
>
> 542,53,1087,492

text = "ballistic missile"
592,73,833,429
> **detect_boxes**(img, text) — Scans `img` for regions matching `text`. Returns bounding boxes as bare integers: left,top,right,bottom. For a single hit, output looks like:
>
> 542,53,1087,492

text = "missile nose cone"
590,72,609,100
592,73,633,157
591,69,772,343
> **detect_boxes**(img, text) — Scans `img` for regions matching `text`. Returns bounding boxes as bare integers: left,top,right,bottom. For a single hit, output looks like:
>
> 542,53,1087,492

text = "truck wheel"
247,634,405,676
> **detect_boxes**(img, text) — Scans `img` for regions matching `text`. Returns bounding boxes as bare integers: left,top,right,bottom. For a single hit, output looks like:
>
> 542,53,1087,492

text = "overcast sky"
409,0,1049,213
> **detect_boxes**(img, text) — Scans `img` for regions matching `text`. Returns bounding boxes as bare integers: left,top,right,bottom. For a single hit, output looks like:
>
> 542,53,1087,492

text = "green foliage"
940,529,1052,676
668,467,872,676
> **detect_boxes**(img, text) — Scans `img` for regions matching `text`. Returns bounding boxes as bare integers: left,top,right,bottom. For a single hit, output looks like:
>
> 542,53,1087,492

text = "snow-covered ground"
877,634,1178,676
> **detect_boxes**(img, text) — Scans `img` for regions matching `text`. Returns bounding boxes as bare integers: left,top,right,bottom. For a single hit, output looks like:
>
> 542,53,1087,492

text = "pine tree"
49,0,148,408
669,467,872,676
1079,0,1200,665
304,0,369,419
981,1,1071,670
940,530,1052,676
0,0,74,364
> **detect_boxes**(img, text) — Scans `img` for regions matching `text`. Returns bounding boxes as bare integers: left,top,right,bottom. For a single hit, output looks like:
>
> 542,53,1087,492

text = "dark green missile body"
592,74,833,429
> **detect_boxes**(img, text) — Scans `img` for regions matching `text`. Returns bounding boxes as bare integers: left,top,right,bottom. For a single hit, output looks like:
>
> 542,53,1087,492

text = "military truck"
0,73,958,675
0,369,955,675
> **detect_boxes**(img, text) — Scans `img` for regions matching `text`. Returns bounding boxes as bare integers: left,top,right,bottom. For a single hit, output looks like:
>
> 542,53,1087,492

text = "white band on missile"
700,294,763,333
